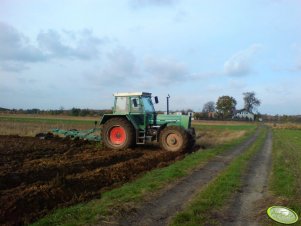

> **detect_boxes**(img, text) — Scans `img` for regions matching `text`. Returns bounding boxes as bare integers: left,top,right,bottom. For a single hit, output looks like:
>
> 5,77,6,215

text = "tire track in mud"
222,128,272,226
108,128,261,226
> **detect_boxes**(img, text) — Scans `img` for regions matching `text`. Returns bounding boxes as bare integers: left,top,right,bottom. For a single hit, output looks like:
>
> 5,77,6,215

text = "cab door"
129,97,145,130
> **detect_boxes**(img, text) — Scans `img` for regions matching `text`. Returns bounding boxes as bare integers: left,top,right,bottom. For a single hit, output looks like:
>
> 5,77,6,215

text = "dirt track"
105,128,261,226
0,136,187,226
222,128,272,225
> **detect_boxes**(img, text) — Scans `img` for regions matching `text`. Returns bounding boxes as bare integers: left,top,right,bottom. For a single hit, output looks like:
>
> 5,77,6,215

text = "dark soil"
102,128,261,226
0,136,189,226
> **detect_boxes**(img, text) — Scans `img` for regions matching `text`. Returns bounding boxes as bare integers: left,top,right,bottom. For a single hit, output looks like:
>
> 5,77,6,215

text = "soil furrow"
109,128,260,226
0,151,143,190
0,136,185,226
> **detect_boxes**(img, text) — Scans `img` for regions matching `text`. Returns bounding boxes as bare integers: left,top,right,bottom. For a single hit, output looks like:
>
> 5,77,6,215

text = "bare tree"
243,92,261,113
202,101,215,113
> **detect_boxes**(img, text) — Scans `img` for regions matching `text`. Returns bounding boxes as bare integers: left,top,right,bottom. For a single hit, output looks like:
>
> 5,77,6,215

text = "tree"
202,101,215,113
243,92,261,113
216,96,237,119
71,107,81,116
194,112,202,120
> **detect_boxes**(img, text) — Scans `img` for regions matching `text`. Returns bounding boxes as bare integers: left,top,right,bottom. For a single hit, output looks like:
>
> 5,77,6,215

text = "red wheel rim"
109,126,126,145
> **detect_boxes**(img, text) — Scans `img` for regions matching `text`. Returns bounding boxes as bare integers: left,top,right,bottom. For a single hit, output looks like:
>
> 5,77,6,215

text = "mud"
0,136,188,226
106,128,260,226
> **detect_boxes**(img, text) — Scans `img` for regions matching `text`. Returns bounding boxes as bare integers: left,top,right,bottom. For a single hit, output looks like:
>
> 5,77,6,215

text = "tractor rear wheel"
159,126,189,152
102,117,135,150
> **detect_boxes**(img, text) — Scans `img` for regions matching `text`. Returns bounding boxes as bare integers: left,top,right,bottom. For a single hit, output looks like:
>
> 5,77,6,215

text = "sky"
0,0,301,115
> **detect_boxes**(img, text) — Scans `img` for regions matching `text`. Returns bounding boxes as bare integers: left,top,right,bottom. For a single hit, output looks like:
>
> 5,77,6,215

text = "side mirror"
154,96,159,104
132,98,138,107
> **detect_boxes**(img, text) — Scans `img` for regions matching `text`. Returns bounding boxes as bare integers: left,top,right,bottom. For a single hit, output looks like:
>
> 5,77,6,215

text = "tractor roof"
113,92,152,97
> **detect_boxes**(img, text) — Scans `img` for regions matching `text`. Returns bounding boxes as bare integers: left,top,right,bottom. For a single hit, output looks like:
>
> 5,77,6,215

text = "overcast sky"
0,0,300,114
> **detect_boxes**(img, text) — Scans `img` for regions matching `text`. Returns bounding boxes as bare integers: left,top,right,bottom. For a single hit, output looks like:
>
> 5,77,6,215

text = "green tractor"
100,92,195,152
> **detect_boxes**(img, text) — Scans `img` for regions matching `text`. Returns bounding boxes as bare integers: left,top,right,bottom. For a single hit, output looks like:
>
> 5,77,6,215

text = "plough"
50,128,101,141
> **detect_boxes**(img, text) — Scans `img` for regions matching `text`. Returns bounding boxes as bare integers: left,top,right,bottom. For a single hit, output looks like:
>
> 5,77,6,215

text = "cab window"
115,97,128,112
131,97,142,113
142,97,155,112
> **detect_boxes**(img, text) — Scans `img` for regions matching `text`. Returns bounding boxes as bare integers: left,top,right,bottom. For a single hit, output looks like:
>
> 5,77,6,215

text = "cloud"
0,62,29,72
103,47,139,81
144,57,191,85
85,46,140,87
0,22,46,63
223,44,262,76
129,0,178,8
37,29,103,60
84,49,199,89
0,22,104,72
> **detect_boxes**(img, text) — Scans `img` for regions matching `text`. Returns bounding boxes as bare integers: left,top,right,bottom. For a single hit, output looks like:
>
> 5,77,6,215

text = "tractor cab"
113,92,157,115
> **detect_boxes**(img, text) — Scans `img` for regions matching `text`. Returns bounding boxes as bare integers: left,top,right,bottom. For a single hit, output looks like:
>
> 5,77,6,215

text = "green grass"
194,123,257,131
31,126,257,226
269,129,301,216
170,126,267,226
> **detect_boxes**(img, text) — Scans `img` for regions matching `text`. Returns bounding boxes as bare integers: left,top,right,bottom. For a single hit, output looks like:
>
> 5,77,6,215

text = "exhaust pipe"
166,94,170,115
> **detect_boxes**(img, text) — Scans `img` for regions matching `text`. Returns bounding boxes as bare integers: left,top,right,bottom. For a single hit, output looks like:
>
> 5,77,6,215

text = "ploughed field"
0,135,186,226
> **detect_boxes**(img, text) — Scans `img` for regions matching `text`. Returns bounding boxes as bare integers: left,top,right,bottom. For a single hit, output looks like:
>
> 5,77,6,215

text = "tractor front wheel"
102,118,135,150
159,126,189,152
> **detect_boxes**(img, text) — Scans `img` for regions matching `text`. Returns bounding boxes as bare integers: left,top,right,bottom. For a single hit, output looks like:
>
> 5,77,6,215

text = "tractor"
100,92,195,152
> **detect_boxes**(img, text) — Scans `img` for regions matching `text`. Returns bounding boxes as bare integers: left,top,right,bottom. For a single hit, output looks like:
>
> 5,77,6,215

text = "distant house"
233,109,255,121
208,112,217,119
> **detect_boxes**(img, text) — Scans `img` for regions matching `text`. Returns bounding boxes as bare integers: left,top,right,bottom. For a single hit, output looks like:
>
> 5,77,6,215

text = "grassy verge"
194,123,258,148
194,123,257,131
265,128,301,224
170,126,267,226
31,127,257,226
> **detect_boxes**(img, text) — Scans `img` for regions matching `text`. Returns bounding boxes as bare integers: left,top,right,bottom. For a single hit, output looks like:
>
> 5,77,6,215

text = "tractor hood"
156,114,191,129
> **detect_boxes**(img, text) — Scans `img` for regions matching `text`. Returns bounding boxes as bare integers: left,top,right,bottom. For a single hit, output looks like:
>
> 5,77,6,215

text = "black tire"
159,126,189,152
186,132,196,152
102,117,135,150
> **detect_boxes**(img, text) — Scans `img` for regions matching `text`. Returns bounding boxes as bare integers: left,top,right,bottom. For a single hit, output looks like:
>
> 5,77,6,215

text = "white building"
233,109,255,121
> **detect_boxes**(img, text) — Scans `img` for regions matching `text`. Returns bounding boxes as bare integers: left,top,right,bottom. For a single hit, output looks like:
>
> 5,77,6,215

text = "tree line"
195,91,261,120
0,107,112,117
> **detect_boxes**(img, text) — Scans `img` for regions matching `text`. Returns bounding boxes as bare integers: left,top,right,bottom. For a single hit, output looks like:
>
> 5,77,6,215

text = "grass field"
260,128,301,225
194,122,256,148
268,122,301,130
